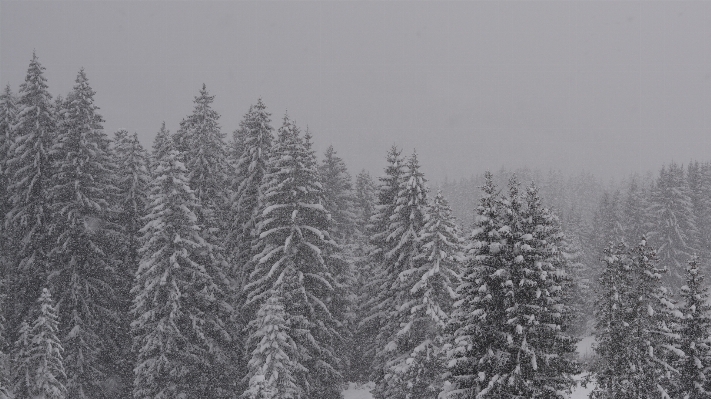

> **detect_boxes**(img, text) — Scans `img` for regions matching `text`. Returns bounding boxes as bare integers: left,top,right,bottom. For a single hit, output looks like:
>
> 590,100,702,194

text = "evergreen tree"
372,151,429,399
649,163,698,289
242,287,305,399
150,121,171,170
174,84,230,236
354,170,378,235
592,238,683,399
0,85,17,315
387,190,463,399
4,53,57,346
131,149,233,399
0,292,10,399
46,69,119,399
359,147,405,386
111,129,151,396
13,288,67,399
319,145,357,243
245,115,342,399
227,98,273,290
678,257,711,399
443,175,579,398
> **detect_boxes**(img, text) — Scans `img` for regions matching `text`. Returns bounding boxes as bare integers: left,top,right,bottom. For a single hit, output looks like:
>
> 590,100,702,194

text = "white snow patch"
343,382,374,399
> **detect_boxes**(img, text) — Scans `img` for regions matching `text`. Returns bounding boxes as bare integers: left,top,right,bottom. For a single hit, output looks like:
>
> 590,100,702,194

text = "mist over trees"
3,53,711,399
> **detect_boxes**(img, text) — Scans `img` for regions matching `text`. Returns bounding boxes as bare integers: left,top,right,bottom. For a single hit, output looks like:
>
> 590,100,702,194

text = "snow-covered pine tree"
319,145,357,243
443,171,505,399
387,190,463,399
348,169,378,383
174,84,231,238
245,115,342,399
678,257,711,398
150,121,171,171
13,288,67,399
443,175,579,398
242,284,305,399
4,53,57,347
358,147,405,385
47,68,119,399
111,128,151,396
649,163,698,290
227,99,273,291
0,291,10,399
0,85,17,315
621,175,652,247
372,150,429,399
131,149,234,399
592,237,683,399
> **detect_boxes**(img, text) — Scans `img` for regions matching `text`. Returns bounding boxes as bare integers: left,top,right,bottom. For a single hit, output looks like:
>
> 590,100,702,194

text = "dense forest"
3,53,711,399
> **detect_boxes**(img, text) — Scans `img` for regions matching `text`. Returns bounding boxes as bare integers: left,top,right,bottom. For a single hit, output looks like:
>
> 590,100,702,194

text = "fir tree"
388,190,463,399
131,149,233,399
649,163,698,289
13,288,67,399
0,85,17,321
0,293,10,399
443,175,579,398
4,53,57,346
592,238,683,399
359,147,405,386
46,69,119,399
678,257,711,399
227,98,273,290
242,286,305,399
174,84,230,236
372,150,429,399
245,115,343,399
319,145,357,244
354,170,377,235
150,121,171,170
111,129,151,396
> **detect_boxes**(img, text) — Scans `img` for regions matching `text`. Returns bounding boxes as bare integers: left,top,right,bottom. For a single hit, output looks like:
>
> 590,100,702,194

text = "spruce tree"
649,163,698,289
592,238,683,399
678,257,711,398
242,286,305,399
359,147,405,386
4,53,57,346
0,294,10,399
13,288,67,399
372,151,429,399
245,115,342,399
150,121,171,170
319,145,357,243
227,98,273,290
46,69,119,399
389,190,463,399
0,85,17,317
131,149,233,399
174,84,230,236
443,175,579,398
111,129,151,396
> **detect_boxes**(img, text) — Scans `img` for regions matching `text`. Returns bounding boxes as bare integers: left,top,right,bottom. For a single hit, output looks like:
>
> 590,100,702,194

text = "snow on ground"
343,382,374,399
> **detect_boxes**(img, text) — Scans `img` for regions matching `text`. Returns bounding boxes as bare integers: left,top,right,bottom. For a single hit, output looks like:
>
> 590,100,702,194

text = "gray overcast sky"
2,1,711,183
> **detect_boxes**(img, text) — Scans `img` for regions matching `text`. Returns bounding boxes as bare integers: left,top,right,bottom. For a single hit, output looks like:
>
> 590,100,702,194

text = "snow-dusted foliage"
150,121,171,170
372,151,430,399
592,238,683,399
243,287,305,399
319,145,357,244
649,163,698,289
46,69,118,399
443,174,579,399
173,84,231,235
359,147,405,387
0,84,17,226
678,257,711,398
4,53,57,350
131,149,234,399
12,288,66,399
111,128,151,395
227,98,273,290
0,293,11,399
246,114,343,399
